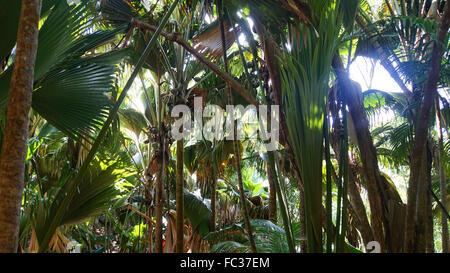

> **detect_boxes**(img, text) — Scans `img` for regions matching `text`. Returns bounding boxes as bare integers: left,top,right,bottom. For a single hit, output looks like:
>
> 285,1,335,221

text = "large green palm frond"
118,107,148,138
208,219,294,253
280,1,341,252
183,190,212,238
0,0,129,142
31,63,115,140
354,14,449,89
0,0,60,62
31,161,121,248
0,0,22,63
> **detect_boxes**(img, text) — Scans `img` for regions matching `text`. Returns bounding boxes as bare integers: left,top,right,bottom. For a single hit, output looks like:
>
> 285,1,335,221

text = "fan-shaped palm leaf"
0,0,129,142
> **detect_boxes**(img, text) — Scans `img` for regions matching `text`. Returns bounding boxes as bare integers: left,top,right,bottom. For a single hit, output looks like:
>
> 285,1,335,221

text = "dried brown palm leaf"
192,20,239,59
279,0,313,25
28,227,69,253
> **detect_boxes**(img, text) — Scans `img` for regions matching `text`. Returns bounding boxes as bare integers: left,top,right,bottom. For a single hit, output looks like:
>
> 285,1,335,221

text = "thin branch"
126,205,156,225
132,19,259,107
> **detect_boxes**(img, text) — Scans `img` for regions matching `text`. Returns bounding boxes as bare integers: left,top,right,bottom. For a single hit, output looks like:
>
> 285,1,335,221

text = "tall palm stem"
335,90,349,252
0,0,41,253
405,0,450,252
268,151,295,252
154,72,164,253
436,97,449,253
210,176,216,232
176,138,184,253
218,0,256,253
324,114,333,252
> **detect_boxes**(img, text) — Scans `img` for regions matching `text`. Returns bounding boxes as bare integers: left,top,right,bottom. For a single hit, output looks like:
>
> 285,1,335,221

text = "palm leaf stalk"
176,137,184,253
218,0,257,253
334,87,349,253
436,96,449,253
267,151,296,252
131,20,258,106
324,113,333,253
36,0,181,252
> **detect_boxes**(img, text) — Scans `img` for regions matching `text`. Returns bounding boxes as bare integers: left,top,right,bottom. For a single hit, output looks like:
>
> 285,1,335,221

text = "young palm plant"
279,2,341,252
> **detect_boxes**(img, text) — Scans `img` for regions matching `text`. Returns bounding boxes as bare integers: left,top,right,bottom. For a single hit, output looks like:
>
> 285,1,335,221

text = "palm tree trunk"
176,138,184,253
414,146,432,252
0,0,41,253
267,161,277,223
332,55,386,250
210,177,216,232
329,118,375,247
405,0,450,252
425,169,435,253
436,98,449,253
147,206,153,253
153,71,164,253
218,1,256,253
332,54,407,252
154,142,163,253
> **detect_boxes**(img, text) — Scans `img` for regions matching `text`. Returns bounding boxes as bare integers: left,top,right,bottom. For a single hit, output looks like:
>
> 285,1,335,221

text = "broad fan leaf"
192,19,238,59
184,190,211,237
119,108,148,138
32,63,115,142
0,0,129,142
32,162,120,247
209,219,294,253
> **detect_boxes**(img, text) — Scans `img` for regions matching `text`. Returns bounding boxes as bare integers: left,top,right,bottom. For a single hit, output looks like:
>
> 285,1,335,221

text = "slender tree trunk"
425,165,435,253
0,0,41,253
210,177,216,232
329,130,375,246
147,206,153,253
176,138,184,253
267,162,277,223
405,0,450,252
218,1,257,253
152,72,164,253
414,146,431,252
233,140,257,253
154,141,163,253
436,100,449,253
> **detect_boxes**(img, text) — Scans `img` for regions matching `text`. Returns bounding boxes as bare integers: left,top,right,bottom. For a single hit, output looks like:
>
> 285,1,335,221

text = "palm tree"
1,0,449,254
349,0,450,252
0,0,42,252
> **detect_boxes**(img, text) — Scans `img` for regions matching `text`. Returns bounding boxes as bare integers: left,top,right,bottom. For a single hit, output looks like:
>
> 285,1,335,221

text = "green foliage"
209,219,301,253
183,190,211,237
119,108,148,138
31,162,121,247
0,0,129,142
280,5,340,252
